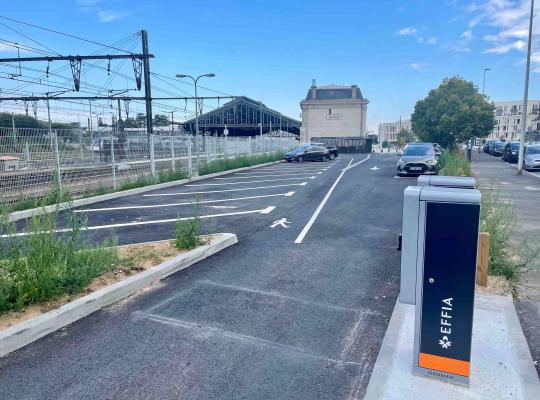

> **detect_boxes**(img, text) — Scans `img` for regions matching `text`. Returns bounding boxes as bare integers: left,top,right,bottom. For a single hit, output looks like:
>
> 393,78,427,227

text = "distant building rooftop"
304,82,364,101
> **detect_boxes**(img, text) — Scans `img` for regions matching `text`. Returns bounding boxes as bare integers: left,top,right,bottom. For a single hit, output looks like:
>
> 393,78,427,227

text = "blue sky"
1,0,540,132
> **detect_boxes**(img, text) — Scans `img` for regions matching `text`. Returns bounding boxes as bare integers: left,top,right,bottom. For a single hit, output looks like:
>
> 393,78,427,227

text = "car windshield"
511,143,520,150
403,146,433,156
526,146,540,155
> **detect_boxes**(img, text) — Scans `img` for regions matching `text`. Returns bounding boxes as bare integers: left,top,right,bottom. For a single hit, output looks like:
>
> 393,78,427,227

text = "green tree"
398,129,415,146
382,140,389,149
0,112,42,129
153,114,169,127
135,113,146,128
411,77,495,149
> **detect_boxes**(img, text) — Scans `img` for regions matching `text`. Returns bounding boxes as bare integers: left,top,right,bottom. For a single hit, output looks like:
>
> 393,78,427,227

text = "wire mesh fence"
0,126,297,210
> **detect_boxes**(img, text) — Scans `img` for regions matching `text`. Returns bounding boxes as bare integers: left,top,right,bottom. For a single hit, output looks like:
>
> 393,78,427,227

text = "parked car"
396,142,438,176
484,140,494,153
523,144,540,171
311,143,338,160
489,141,505,156
502,142,521,163
284,144,330,162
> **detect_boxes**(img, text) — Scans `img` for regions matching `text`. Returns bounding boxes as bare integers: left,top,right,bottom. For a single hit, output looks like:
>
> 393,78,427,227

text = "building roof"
304,84,364,101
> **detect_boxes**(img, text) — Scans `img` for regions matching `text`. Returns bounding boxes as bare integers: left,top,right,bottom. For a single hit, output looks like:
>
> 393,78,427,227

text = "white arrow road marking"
369,166,380,171
216,172,322,179
1,206,277,237
187,177,315,186
75,192,295,213
270,218,291,228
143,182,307,196
341,154,371,171
295,157,356,244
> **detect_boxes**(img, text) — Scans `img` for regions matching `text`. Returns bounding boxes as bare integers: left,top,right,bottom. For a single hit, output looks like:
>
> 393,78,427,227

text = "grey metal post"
53,130,62,187
150,134,156,176
79,129,84,160
110,134,117,190
187,136,193,178
170,136,176,171
518,0,535,174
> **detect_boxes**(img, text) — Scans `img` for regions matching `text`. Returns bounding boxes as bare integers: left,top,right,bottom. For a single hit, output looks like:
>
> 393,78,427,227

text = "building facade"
490,100,540,140
378,119,412,143
299,81,368,142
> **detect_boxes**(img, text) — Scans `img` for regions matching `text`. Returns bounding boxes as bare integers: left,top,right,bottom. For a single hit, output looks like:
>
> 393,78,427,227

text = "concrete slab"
364,293,540,400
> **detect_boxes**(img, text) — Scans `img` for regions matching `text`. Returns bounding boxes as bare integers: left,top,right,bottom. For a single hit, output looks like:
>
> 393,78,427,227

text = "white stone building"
378,119,412,143
490,100,540,140
299,81,368,142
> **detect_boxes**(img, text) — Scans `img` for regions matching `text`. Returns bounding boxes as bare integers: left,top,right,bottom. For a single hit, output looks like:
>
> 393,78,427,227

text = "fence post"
24,141,30,162
187,136,193,178
150,134,156,176
476,232,490,287
170,136,176,171
110,134,117,190
53,130,62,187
79,129,84,161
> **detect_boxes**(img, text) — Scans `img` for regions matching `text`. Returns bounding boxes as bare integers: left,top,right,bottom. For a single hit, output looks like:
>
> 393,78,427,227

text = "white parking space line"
75,192,295,213
295,156,359,244
143,182,308,196
251,167,329,172
1,207,277,237
218,172,323,179
187,176,315,187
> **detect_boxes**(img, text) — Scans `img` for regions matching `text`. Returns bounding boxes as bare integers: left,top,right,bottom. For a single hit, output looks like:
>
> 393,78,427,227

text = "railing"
0,127,297,208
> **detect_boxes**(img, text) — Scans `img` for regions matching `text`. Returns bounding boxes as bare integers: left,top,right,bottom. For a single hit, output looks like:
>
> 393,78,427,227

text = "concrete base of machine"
364,293,540,400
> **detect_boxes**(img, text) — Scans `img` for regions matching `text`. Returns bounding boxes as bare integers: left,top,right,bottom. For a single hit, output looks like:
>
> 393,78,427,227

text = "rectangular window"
329,109,332,115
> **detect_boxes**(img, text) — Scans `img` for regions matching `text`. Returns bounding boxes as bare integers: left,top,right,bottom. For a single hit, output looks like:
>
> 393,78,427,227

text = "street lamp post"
482,68,491,96
175,73,215,148
518,0,535,174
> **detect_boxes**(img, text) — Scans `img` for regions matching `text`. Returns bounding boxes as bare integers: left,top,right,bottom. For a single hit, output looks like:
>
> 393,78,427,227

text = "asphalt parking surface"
0,153,413,399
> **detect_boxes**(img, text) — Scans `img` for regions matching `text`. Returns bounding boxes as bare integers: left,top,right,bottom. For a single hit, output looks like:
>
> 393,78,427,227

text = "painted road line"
75,192,295,213
143,182,308,196
1,207,277,238
250,167,329,172
186,176,316,186
341,154,371,171
218,172,323,179
294,156,358,244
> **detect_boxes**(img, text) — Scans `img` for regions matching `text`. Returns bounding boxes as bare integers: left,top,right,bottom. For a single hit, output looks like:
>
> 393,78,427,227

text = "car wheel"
329,153,335,160
297,156,303,163
321,155,327,162
286,159,292,163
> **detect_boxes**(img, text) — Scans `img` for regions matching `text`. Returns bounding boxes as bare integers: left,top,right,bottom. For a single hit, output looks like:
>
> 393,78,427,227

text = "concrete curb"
9,160,284,222
0,233,238,357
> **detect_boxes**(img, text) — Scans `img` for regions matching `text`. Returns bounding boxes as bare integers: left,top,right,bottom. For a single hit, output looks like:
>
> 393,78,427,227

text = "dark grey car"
397,143,438,176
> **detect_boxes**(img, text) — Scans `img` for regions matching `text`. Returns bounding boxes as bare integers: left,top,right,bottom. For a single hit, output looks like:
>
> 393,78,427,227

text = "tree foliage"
398,129,415,146
411,77,495,149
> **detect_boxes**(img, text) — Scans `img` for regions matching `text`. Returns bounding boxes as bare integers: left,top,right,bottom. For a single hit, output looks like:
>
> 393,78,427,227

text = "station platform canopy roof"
181,96,300,136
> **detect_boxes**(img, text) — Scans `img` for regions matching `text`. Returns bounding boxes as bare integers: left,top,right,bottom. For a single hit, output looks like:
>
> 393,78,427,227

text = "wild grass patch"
198,151,285,175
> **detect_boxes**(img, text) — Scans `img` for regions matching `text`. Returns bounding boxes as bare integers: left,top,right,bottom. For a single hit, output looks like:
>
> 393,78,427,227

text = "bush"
198,151,285,175
438,150,472,177
174,202,203,251
0,206,117,313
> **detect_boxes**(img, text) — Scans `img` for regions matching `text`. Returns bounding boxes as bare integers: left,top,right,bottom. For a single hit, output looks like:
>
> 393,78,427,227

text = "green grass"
198,151,285,176
0,206,118,313
174,202,203,251
438,150,472,177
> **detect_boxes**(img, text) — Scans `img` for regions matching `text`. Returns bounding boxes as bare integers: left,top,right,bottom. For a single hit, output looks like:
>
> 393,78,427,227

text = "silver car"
397,143,438,176
524,144,540,171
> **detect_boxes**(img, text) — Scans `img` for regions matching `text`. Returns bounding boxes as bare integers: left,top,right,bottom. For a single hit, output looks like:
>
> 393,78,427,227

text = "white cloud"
460,30,474,40
97,9,130,22
427,36,438,45
397,27,418,36
485,39,526,53
410,62,428,70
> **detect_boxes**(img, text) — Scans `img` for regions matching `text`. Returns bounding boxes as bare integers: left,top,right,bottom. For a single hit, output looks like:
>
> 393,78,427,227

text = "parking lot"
1,153,413,400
